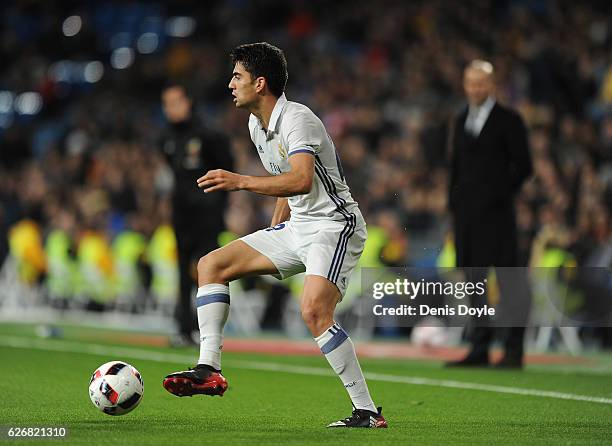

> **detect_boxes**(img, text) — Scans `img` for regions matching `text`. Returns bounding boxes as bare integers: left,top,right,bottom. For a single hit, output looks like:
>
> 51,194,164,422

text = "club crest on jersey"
187,138,202,155
278,143,287,160
184,137,202,169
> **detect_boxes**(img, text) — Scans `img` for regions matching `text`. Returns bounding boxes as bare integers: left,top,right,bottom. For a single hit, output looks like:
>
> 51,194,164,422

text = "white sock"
196,284,230,371
315,322,377,413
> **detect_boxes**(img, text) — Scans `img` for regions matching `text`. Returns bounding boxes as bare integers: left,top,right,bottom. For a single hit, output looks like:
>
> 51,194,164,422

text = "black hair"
230,42,288,97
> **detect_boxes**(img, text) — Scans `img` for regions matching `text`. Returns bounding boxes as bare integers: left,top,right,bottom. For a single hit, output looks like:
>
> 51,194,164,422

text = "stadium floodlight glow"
165,16,196,37
0,91,14,114
62,15,82,37
84,61,104,83
111,47,134,70
137,32,159,54
14,92,43,115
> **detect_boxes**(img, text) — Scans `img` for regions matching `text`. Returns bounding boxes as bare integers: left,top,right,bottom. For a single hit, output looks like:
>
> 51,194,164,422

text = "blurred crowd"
1,1,611,313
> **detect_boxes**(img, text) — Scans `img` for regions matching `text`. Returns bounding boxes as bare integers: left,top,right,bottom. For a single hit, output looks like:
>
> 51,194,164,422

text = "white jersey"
248,94,362,224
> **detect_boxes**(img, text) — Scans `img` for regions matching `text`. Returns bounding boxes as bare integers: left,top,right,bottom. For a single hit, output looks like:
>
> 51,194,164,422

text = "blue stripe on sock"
321,328,349,354
196,293,230,307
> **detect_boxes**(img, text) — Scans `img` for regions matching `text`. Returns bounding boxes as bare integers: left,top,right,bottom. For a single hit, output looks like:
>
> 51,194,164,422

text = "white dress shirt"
465,96,496,137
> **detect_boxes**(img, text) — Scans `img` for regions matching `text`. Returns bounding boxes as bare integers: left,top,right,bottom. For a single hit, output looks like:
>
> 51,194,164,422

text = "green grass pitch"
1,324,611,445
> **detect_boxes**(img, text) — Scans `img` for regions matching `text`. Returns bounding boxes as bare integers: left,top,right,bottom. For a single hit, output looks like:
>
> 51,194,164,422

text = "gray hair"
466,60,494,76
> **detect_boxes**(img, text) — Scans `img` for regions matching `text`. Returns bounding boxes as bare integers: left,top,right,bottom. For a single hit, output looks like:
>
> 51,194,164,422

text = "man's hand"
197,169,245,193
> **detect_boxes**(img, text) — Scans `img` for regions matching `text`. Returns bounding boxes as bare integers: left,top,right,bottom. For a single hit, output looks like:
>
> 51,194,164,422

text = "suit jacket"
449,102,532,218
449,102,532,267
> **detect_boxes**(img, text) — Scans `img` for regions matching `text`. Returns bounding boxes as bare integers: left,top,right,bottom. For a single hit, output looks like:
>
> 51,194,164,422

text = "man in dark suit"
160,84,234,346
447,60,532,368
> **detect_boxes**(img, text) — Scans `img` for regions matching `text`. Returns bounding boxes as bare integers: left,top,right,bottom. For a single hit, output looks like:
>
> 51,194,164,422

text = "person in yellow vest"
45,209,78,306
112,214,150,312
148,223,179,310
77,226,115,309
436,233,456,269
8,219,47,285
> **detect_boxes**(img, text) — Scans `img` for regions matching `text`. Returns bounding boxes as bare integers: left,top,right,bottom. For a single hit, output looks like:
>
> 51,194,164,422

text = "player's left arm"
196,153,314,197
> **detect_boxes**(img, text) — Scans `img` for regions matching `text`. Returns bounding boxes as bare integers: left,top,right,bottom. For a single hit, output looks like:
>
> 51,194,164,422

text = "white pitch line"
227,361,612,405
2,335,612,406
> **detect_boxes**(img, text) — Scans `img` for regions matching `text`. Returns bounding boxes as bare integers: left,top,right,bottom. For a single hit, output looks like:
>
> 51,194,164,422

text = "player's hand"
197,169,244,193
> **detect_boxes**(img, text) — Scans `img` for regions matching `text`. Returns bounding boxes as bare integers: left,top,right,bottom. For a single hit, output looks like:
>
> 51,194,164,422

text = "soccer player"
163,42,387,429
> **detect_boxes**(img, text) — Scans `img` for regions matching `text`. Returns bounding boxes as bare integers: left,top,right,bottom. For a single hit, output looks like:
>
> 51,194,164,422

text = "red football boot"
163,365,228,397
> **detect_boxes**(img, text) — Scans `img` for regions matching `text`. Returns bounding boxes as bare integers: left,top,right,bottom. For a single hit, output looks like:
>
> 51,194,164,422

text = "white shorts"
240,215,367,296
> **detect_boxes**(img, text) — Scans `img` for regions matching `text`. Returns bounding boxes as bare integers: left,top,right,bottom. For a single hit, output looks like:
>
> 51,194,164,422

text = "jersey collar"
266,93,287,138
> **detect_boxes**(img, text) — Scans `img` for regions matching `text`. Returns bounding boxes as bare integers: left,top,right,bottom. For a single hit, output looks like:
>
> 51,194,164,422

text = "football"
410,317,448,348
88,361,144,416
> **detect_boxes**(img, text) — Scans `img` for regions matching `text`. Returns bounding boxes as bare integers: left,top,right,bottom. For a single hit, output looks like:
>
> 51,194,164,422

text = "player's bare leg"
197,240,279,286
163,240,278,397
301,275,387,428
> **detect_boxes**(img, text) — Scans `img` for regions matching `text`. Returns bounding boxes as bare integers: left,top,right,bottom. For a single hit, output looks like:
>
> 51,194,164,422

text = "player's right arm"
197,152,314,197
270,198,290,226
